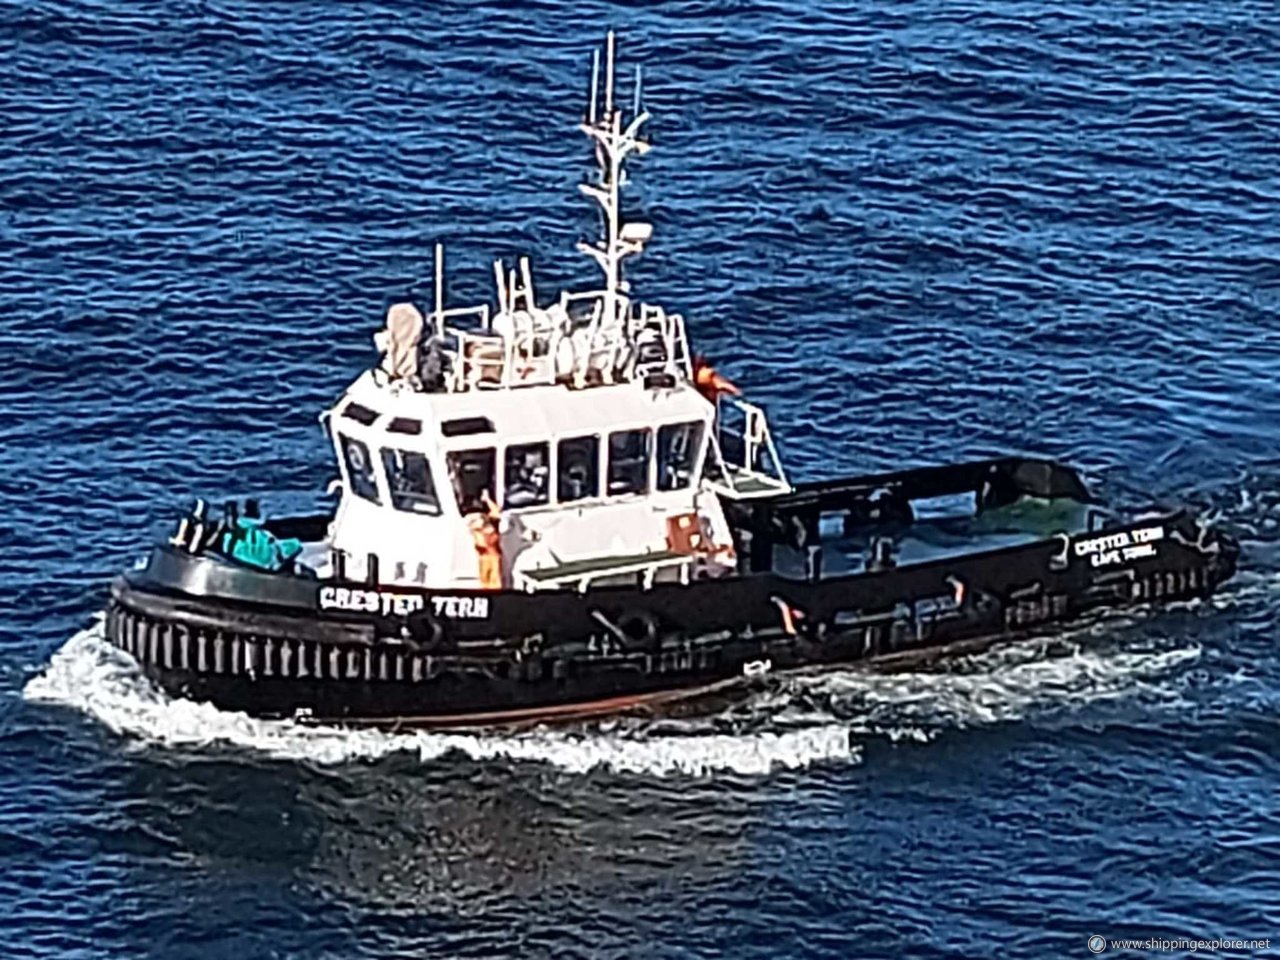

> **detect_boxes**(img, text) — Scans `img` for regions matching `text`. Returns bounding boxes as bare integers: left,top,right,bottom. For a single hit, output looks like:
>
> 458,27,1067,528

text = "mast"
577,31,652,347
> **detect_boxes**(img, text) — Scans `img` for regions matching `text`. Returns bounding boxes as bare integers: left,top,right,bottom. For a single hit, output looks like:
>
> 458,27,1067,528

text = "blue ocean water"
3,1,1280,957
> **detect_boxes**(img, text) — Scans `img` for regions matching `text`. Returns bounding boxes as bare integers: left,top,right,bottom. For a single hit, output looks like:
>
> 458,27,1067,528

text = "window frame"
656,420,706,492
606,427,654,499
446,446,498,514
503,441,551,510
555,434,601,504
338,433,381,505
379,445,443,516
340,401,380,426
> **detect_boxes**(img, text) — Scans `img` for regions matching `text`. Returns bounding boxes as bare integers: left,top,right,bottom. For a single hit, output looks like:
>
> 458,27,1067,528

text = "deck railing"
421,291,691,393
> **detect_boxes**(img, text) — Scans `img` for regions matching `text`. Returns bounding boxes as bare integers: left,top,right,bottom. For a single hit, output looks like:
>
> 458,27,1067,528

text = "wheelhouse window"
557,435,599,502
447,448,496,514
504,442,550,509
341,401,379,426
339,435,380,504
607,428,652,496
657,421,704,491
380,447,441,515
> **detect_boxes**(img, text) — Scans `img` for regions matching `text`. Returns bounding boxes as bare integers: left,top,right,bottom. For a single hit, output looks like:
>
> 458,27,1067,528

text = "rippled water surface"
3,2,1280,957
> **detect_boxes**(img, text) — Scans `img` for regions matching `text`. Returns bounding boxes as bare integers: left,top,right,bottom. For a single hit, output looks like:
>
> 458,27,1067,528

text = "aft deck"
772,494,1092,579
730,455,1098,580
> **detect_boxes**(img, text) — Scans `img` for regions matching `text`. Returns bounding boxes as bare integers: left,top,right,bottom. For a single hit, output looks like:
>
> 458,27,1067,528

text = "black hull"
103,460,1238,728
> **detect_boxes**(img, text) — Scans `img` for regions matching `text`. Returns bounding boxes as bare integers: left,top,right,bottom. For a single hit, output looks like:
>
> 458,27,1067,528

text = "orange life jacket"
468,512,503,589
468,513,500,554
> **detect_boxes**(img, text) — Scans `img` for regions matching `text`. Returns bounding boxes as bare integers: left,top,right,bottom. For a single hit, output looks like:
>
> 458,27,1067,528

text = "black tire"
617,610,660,651
404,612,452,653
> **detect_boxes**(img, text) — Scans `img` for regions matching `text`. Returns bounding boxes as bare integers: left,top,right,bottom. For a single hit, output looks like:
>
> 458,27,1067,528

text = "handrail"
386,288,697,394
705,396,791,499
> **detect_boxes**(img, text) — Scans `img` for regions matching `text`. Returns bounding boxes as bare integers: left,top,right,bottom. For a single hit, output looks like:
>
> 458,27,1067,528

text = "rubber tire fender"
617,609,660,651
405,610,452,653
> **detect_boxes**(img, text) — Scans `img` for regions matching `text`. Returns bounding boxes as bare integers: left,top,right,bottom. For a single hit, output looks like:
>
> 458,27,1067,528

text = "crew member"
468,491,504,590
692,354,742,403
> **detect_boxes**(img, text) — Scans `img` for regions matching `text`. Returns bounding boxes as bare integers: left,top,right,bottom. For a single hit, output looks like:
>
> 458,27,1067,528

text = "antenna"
493,259,508,314
604,30,616,115
519,256,535,310
633,64,642,118
576,33,654,365
434,242,444,320
588,48,600,123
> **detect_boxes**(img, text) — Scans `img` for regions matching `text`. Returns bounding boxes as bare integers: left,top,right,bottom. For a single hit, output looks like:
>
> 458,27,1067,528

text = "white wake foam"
22,619,854,777
24,611,1205,776
785,626,1201,740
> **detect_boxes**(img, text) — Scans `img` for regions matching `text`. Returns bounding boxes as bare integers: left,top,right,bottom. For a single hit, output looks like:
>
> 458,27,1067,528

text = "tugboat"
105,35,1238,728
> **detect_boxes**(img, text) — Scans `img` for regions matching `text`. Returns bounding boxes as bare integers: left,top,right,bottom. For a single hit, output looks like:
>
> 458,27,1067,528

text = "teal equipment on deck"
220,517,303,572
